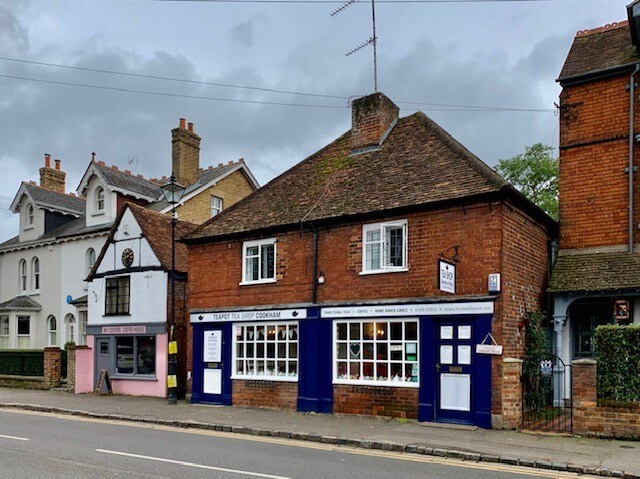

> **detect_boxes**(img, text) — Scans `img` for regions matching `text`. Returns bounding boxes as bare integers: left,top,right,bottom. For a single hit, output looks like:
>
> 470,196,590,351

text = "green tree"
495,143,558,220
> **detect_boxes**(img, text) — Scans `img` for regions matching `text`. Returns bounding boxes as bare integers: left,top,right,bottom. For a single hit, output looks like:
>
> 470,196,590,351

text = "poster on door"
204,330,222,362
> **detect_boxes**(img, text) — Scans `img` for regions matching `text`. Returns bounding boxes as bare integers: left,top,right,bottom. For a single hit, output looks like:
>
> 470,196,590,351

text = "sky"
0,0,630,241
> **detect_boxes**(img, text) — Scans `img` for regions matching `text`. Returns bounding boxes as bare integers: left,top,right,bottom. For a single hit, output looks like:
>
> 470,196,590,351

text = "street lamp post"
161,174,185,405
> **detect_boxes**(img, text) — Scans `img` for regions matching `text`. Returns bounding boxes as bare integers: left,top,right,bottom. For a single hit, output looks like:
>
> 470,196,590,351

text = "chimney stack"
39,154,66,194
350,93,399,153
172,117,201,187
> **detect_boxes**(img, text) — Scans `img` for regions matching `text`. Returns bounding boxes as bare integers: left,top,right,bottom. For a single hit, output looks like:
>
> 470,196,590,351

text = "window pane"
137,336,156,375
0,316,9,335
363,323,374,340
337,343,347,359
376,322,387,340
337,323,347,340
261,244,275,279
246,256,259,281
390,322,402,341
405,322,418,340
376,343,388,360
376,362,388,381
17,317,29,335
349,323,360,340
386,226,404,267
363,342,374,360
116,337,134,374
365,242,381,270
366,229,381,242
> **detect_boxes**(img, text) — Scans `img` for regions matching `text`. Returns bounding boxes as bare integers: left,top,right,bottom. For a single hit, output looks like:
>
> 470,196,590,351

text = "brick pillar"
501,358,523,429
66,345,76,392
43,347,61,389
572,358,597,405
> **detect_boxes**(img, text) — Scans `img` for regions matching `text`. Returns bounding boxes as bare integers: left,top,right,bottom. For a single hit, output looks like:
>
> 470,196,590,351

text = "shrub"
594,324,640,402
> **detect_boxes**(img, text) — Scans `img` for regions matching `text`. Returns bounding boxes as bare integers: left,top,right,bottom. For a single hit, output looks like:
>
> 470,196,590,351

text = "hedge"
594,325,640,402
0,350,44,377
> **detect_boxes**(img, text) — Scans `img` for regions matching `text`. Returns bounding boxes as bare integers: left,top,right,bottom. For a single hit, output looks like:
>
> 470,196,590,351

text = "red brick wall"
333,384,419,419
188,203,504,309
169,277,189,397
43,347,62,389
572,359,640,438
559,74,640,249
232,380,297,409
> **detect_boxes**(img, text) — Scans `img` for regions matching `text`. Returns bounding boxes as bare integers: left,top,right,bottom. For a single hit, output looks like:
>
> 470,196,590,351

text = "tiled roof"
548,251,640,293
0,296,42,311
558,21,640,83
93,162,163,201
19,183,85,216
186,112,527,241
89,203,197,280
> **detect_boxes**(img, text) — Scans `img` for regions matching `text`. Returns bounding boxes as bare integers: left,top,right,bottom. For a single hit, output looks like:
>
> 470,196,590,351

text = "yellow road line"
0,408,594,479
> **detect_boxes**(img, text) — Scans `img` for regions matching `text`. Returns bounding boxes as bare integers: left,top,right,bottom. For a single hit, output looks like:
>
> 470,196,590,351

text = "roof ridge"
94,160,159,187
576,20,628,38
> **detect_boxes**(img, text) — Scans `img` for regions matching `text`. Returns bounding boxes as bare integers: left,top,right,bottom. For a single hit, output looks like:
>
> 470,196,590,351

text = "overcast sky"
0,0,629,241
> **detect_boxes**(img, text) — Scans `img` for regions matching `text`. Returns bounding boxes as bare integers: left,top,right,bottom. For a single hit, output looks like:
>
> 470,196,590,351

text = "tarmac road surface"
0,409,597,479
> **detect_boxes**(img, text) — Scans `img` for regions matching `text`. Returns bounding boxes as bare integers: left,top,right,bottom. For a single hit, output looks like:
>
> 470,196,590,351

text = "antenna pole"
371,0,378,92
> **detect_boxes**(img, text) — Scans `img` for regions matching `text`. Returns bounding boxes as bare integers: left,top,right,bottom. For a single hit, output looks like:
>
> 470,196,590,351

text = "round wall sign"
122,248,134,268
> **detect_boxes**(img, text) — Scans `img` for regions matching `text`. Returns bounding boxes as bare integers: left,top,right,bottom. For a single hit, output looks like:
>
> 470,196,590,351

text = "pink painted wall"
111,333,168,398
75,339,95,394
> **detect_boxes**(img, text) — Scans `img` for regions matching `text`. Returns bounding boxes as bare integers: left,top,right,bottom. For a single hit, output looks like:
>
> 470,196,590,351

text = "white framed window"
25,204,34,228
361,220,408,274
79,311,88,346
115,336,156,376
241,238,276,285
65,314,76,345
334,319,419,387
210,196,223,217
31,257,40,292
17,316,30,349
0,316,9,349
95,187,105,212
47,316,57,347
233,322,298,381
18,259,27,293
86,248,96,277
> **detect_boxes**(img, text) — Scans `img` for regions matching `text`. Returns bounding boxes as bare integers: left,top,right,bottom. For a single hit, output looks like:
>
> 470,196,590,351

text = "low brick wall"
573,359,640,439
501,358,523,429
0,375,47,389
333,384,419,419
232,380,297,409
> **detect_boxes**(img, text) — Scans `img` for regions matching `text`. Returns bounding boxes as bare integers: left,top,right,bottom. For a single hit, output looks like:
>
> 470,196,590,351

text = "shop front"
190,300,495,427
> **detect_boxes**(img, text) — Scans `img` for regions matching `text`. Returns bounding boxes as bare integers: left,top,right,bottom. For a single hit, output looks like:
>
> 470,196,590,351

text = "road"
0,409,591,479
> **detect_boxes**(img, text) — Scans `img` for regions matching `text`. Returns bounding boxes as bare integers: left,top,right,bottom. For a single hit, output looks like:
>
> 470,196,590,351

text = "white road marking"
95,449,292,479
0,434,29,441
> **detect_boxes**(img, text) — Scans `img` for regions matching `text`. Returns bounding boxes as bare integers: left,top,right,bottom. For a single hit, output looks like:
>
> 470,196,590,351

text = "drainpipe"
629,63,640,254
309,223,318,304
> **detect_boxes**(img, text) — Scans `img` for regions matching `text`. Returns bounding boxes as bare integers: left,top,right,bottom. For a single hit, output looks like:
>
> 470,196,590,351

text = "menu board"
204,330,222,362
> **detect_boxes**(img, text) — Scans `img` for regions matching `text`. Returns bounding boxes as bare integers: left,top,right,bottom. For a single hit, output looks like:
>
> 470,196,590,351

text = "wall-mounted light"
317,272,325,284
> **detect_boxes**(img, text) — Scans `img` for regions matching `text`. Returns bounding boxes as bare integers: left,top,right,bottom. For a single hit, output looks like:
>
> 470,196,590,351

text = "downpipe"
629,63,640,254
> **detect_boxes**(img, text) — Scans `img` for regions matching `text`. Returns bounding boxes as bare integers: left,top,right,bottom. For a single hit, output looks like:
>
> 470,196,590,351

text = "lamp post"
161,174,185,405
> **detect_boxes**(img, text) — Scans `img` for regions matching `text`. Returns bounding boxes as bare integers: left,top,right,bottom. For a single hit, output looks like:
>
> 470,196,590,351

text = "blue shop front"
190,299,495,428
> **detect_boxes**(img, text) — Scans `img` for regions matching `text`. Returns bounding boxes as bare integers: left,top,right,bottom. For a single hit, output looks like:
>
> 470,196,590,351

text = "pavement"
0,388,638,478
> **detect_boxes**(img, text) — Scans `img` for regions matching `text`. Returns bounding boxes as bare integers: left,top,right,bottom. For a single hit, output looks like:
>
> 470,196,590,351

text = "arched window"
86,248,96,276
31,257,40,291
48,316,57,346
95,187,105,212
18,260,27,293
65,314,76,346
26,204,34,227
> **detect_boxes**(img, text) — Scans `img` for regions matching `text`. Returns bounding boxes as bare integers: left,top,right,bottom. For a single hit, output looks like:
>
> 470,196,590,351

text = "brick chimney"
39,154,66,194
172,117,201,187
351,93,399,153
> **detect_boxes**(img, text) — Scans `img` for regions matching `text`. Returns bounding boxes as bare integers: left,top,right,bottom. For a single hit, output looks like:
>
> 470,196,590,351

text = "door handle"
435,363,440,373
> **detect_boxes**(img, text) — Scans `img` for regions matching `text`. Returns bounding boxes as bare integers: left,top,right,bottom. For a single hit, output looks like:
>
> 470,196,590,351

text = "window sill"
111,374,158,381
333,379,419,388
239,278,277,286
104,313,131,317
91,211,106,217
30,290,40,296
359,268,408,276
231,375,298,382
23,226,34,231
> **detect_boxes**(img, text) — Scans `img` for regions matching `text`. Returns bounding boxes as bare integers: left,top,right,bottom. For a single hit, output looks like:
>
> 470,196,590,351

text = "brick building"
184,93,556,428
549,9,640,370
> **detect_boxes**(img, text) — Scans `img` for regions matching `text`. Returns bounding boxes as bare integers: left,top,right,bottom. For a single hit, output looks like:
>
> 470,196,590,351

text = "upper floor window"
95,187,105,212
210,196,223,217
105,276,130,315
25,204,34,228
86,248,96,277
241,238,276,285
79,311,88,346
362,220,408,274
18,259,27,293
31,257,40,292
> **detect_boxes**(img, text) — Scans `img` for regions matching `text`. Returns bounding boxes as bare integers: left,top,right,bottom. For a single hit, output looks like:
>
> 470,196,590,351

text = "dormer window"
96,187,105,212
25,204,34,229
18,260,27,293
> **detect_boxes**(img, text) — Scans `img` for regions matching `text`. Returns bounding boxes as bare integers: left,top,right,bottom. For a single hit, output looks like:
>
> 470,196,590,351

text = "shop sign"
192,308,307,323
438,260,456,294
101,325,146,334
204,330,222,362
614,300,630,322
476,333,503,355
321,302,494,318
